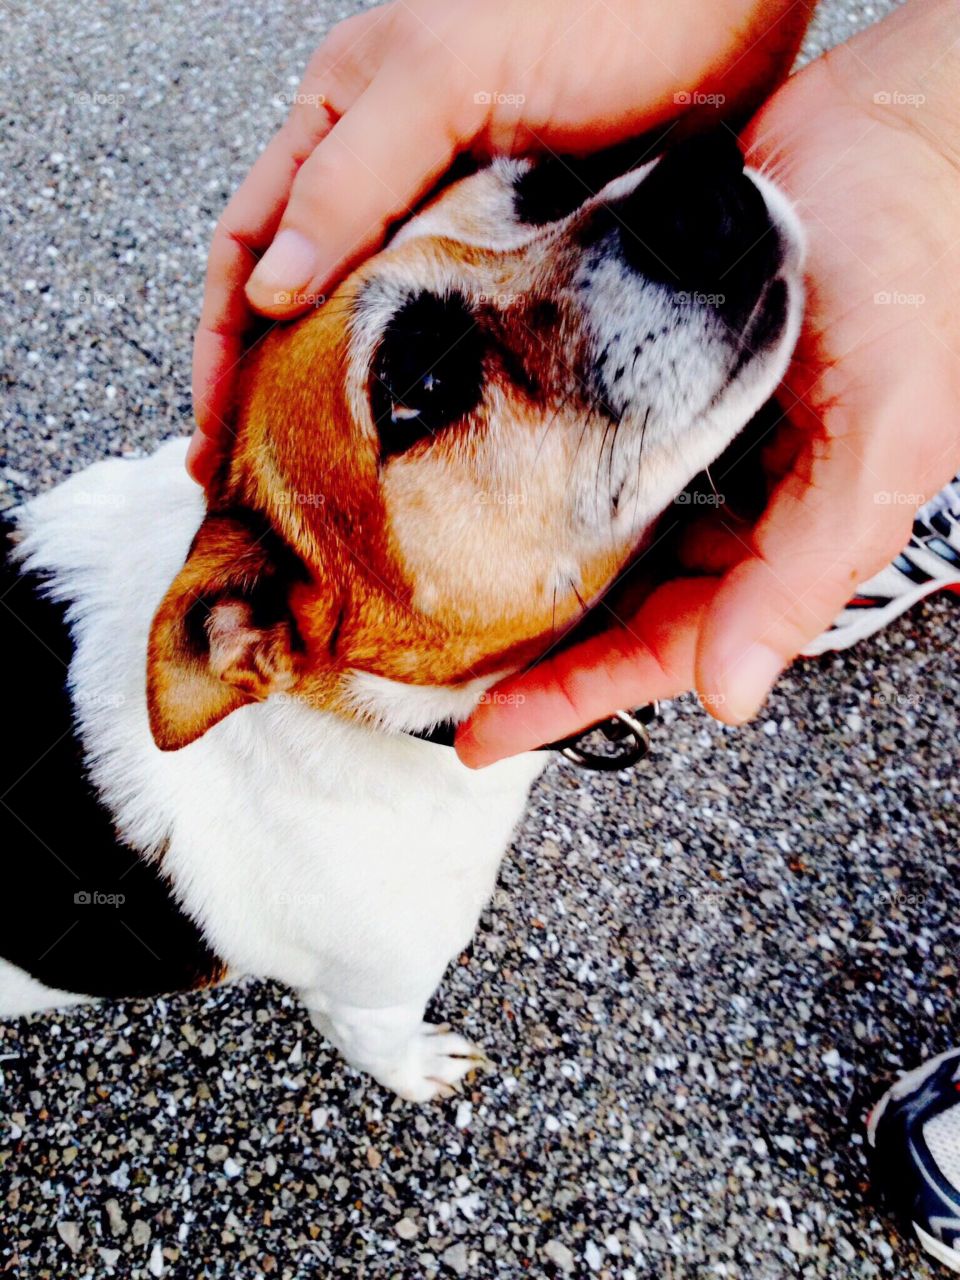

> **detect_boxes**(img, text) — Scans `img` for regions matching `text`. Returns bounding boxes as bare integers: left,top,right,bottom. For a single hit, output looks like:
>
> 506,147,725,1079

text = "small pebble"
56,1222,82,1254
543,1240,576,1273
441,1242,469,1276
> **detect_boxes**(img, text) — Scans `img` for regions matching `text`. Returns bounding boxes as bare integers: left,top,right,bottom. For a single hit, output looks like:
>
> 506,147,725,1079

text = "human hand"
457,0,960,766
188,0,811,484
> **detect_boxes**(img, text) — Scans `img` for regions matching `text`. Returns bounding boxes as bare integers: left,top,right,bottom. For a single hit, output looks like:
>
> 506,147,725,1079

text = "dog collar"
409,705,658,772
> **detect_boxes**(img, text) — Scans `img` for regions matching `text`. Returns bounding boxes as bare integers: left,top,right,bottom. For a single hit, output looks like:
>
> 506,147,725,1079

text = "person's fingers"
190,9,391,464
245,59,477,316
185,420,225,488
191,107,350,423
695,430,914,725
190,117,340,465
456,578,717,768
191,218,258,449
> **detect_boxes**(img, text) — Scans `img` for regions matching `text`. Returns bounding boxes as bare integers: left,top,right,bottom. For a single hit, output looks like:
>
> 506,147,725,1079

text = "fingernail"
454,723,498,770
720,643,783,723
247,229,318,310
454,726,483,769
186,432,223,490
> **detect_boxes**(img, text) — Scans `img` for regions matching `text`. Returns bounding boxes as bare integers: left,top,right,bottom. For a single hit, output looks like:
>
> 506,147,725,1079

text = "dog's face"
148,133,804,749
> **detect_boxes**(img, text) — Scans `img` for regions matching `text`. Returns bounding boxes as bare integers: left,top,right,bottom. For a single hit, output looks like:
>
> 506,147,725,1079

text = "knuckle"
388,3,466,75
275,111,326,166
287,151,339,219
310,12,370,69
204,224,243,282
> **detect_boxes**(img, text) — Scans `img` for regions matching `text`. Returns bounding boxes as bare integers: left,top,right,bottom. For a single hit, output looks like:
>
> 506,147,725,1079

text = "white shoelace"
919,475,960,526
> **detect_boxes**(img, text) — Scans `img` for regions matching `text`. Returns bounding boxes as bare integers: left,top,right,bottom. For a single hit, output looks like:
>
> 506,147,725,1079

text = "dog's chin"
706,279,802,449
567,276,803,601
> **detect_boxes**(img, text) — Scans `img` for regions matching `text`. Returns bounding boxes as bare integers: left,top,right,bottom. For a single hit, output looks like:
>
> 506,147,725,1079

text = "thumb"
456,578,716,768
695,435,913,724
245,64,476,316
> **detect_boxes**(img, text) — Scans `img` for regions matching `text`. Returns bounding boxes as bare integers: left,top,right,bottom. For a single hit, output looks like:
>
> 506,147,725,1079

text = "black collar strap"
408,705,658,772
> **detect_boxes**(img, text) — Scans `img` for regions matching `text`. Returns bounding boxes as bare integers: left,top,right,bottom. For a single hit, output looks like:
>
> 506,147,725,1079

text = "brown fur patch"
148,172,645,746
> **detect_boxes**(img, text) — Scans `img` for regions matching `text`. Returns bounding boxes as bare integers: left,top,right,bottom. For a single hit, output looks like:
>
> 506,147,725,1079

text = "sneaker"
803,475,960,656
868,1046,960,1273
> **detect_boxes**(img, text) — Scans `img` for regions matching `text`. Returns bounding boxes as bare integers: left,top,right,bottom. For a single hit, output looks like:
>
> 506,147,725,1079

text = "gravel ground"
2,1,958,1278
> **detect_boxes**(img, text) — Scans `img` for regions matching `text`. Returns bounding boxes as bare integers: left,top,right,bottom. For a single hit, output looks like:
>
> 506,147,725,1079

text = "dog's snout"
614,133,782,321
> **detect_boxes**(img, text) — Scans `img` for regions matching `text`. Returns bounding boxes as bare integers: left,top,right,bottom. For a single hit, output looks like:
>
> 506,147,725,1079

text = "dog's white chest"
157,700,542,1004
12,437,544,1012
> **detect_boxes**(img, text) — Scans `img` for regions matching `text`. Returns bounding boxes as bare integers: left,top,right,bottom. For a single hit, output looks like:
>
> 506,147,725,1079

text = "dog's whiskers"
631,405,651,532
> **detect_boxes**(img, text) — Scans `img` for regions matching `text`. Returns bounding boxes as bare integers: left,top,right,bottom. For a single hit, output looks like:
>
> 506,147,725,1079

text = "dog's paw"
377,1023,489,1103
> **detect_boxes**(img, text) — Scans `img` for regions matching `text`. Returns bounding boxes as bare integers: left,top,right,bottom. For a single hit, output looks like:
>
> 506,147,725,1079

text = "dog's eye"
371,291,485,458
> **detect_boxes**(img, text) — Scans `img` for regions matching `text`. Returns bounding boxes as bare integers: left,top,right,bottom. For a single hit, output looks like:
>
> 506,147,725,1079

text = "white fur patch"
4,439,545,1019
343,668,504,735
0,957,91,1018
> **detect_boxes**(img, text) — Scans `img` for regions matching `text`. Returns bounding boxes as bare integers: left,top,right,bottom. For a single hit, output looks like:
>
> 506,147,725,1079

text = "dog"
0,132,803,1100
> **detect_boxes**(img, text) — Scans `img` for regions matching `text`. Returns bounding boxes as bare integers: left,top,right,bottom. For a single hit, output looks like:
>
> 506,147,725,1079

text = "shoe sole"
914,1224,960,1274
803,580,960,657
867,1048,960,1274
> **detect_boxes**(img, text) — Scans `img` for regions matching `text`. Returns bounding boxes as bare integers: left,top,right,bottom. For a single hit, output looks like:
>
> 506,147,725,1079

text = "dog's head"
148,131,804,749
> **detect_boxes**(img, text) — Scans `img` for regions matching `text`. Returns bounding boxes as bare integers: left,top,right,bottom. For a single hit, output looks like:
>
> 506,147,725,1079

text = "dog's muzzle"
588,130,787,340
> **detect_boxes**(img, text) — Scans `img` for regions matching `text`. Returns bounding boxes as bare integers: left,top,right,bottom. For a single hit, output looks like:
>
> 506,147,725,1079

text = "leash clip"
551,704,658,772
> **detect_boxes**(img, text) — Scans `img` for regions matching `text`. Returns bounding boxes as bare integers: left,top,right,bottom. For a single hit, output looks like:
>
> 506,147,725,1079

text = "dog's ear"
147,510,308,751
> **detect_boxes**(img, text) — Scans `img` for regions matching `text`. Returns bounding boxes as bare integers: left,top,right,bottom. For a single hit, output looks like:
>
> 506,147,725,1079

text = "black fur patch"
0,518,227,1000
512,129,675,227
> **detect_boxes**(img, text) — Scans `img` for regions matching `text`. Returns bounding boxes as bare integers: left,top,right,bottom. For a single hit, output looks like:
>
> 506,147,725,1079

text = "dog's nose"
615,132,782,321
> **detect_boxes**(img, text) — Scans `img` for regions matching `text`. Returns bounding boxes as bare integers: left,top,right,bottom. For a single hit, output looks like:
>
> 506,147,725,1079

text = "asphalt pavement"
2,1,958,1277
